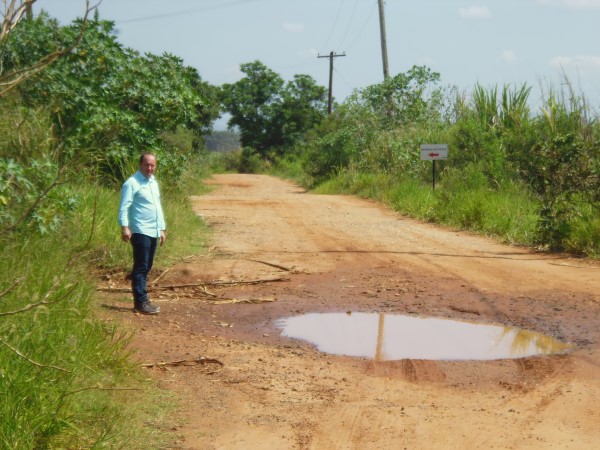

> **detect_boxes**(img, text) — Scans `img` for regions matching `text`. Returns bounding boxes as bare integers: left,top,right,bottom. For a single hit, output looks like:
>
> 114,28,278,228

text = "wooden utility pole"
318,51,346,114
378,0,389,80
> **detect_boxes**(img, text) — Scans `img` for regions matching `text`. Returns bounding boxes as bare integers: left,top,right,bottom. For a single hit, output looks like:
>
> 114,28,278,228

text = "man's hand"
159,230,166,246
121,226,132,243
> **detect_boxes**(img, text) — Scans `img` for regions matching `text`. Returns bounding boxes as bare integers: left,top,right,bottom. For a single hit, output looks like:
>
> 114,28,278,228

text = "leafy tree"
221,60,326,158
351,65,444,128
3,13,220,183
277,74,328,150
1,9,221,233
520,91,600,249
0,0,96,96
298,66,445,182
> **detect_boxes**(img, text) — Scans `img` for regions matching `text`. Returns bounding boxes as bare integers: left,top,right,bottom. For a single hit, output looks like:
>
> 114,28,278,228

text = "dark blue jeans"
130,233,158,305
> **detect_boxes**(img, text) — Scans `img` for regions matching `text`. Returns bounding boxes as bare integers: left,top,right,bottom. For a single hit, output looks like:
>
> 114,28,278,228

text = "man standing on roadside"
118,152,166,315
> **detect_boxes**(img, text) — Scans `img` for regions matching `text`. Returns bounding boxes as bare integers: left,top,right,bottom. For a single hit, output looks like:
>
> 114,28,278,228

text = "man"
118,152,166,314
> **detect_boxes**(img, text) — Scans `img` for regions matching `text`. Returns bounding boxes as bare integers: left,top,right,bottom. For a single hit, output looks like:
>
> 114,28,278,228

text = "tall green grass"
0,231,137,448
314,165,539,246
281,73,600,256
0,156,211,448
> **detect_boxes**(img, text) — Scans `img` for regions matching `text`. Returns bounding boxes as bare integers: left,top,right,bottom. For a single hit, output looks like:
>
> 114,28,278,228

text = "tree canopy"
2,12,220,182
221,60,327,158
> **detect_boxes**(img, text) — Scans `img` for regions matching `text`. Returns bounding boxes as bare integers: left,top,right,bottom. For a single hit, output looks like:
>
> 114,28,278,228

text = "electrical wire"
321,0,346,52
335,0,360,51
333,66,355,93
116,0,268,24
345,1,378,52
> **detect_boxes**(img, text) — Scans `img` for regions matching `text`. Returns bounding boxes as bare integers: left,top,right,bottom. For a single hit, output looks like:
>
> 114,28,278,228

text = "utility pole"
318,51,346,114
378,0,390,80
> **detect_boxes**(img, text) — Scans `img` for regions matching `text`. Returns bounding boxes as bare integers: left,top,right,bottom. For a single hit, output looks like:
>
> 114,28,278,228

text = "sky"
32,0,600,129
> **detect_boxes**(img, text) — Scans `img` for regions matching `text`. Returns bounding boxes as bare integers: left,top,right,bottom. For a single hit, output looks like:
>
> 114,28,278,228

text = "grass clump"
0,234,136,448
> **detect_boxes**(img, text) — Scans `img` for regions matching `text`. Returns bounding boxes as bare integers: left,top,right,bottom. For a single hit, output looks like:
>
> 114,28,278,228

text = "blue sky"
35,0,600,128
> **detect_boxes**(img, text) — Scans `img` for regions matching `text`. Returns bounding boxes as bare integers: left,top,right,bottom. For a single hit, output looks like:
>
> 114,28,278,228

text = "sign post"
420,144,448,190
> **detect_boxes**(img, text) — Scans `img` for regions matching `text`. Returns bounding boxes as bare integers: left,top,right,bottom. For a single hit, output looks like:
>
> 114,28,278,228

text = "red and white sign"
420,144,448,160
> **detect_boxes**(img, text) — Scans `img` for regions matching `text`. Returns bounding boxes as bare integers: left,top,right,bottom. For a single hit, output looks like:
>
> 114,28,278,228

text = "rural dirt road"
107,173,600,449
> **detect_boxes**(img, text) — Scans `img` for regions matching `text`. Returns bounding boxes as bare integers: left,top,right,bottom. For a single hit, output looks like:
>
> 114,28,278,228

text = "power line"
116,0,267,24
345,1,378,51
321,0,346,51
333,66,354,92
335,0,360,50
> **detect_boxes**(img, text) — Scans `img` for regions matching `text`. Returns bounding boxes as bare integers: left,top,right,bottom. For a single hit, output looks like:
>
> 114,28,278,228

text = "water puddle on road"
276,312,572,361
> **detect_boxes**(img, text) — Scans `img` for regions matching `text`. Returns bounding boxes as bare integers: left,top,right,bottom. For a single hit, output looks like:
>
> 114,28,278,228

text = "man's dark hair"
139,152,157,164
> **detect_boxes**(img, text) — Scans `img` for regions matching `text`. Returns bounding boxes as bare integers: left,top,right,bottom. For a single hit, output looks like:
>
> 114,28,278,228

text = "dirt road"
113,174,600,449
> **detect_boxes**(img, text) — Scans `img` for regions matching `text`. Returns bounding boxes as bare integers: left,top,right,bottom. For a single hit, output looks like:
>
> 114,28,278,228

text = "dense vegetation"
0,3,216,447
295,73,600,254
2,0,600,447
226,63,600,255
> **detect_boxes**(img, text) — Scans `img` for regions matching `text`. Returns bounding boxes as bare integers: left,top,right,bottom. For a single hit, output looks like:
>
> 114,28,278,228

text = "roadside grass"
270,156,314,187
0,160,212,448
0,232,138,448
311,166,540,247
565,207,600,258
268,146,600,255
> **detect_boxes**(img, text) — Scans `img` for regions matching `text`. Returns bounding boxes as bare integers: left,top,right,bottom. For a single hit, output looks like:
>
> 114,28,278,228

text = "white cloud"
283,22,304,33
459,6,492,19
501,50,518,63
550,55,600,69
537,0,600,8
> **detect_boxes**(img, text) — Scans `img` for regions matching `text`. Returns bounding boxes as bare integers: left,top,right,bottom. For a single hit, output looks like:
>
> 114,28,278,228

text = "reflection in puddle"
276,312,572,361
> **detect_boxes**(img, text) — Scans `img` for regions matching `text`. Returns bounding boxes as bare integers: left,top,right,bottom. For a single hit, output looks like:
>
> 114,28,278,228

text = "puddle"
276,312,572,361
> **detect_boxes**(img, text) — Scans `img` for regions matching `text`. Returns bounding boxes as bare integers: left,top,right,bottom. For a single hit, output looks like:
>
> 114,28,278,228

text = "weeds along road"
115,174,600,449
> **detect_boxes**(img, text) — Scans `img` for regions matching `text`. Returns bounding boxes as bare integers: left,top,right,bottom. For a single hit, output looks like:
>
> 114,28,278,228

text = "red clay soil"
100,174,600,449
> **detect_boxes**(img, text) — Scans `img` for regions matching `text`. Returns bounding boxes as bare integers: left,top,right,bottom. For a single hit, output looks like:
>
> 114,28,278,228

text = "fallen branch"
248,259,294,272
195,286,217,297
150,268,170,286
448,305,481,316
142,357,224,371
205,277,290,286
209,297,277,305
97,276,290,292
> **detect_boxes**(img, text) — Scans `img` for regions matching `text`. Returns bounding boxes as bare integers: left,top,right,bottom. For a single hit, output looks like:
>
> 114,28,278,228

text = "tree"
221,60,326,158
352,65,444,128
3,13,220,182
0,0,97,97
1,7,220,233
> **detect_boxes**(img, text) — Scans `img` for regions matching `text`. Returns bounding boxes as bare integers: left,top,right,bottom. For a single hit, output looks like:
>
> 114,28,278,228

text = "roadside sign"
420,144,448,190
420,144,448,160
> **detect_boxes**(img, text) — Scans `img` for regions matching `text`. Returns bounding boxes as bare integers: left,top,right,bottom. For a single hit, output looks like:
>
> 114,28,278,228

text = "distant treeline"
204,130,241,152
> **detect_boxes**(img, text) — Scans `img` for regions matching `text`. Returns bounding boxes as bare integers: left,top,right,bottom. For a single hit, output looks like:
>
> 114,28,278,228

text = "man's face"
139,155,157,178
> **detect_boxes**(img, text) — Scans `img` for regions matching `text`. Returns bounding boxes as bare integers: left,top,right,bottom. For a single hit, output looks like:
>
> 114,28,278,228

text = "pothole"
276,312,572,361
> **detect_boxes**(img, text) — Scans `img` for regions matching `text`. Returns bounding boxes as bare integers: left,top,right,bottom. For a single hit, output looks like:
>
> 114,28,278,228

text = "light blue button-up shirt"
118,170,166,238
